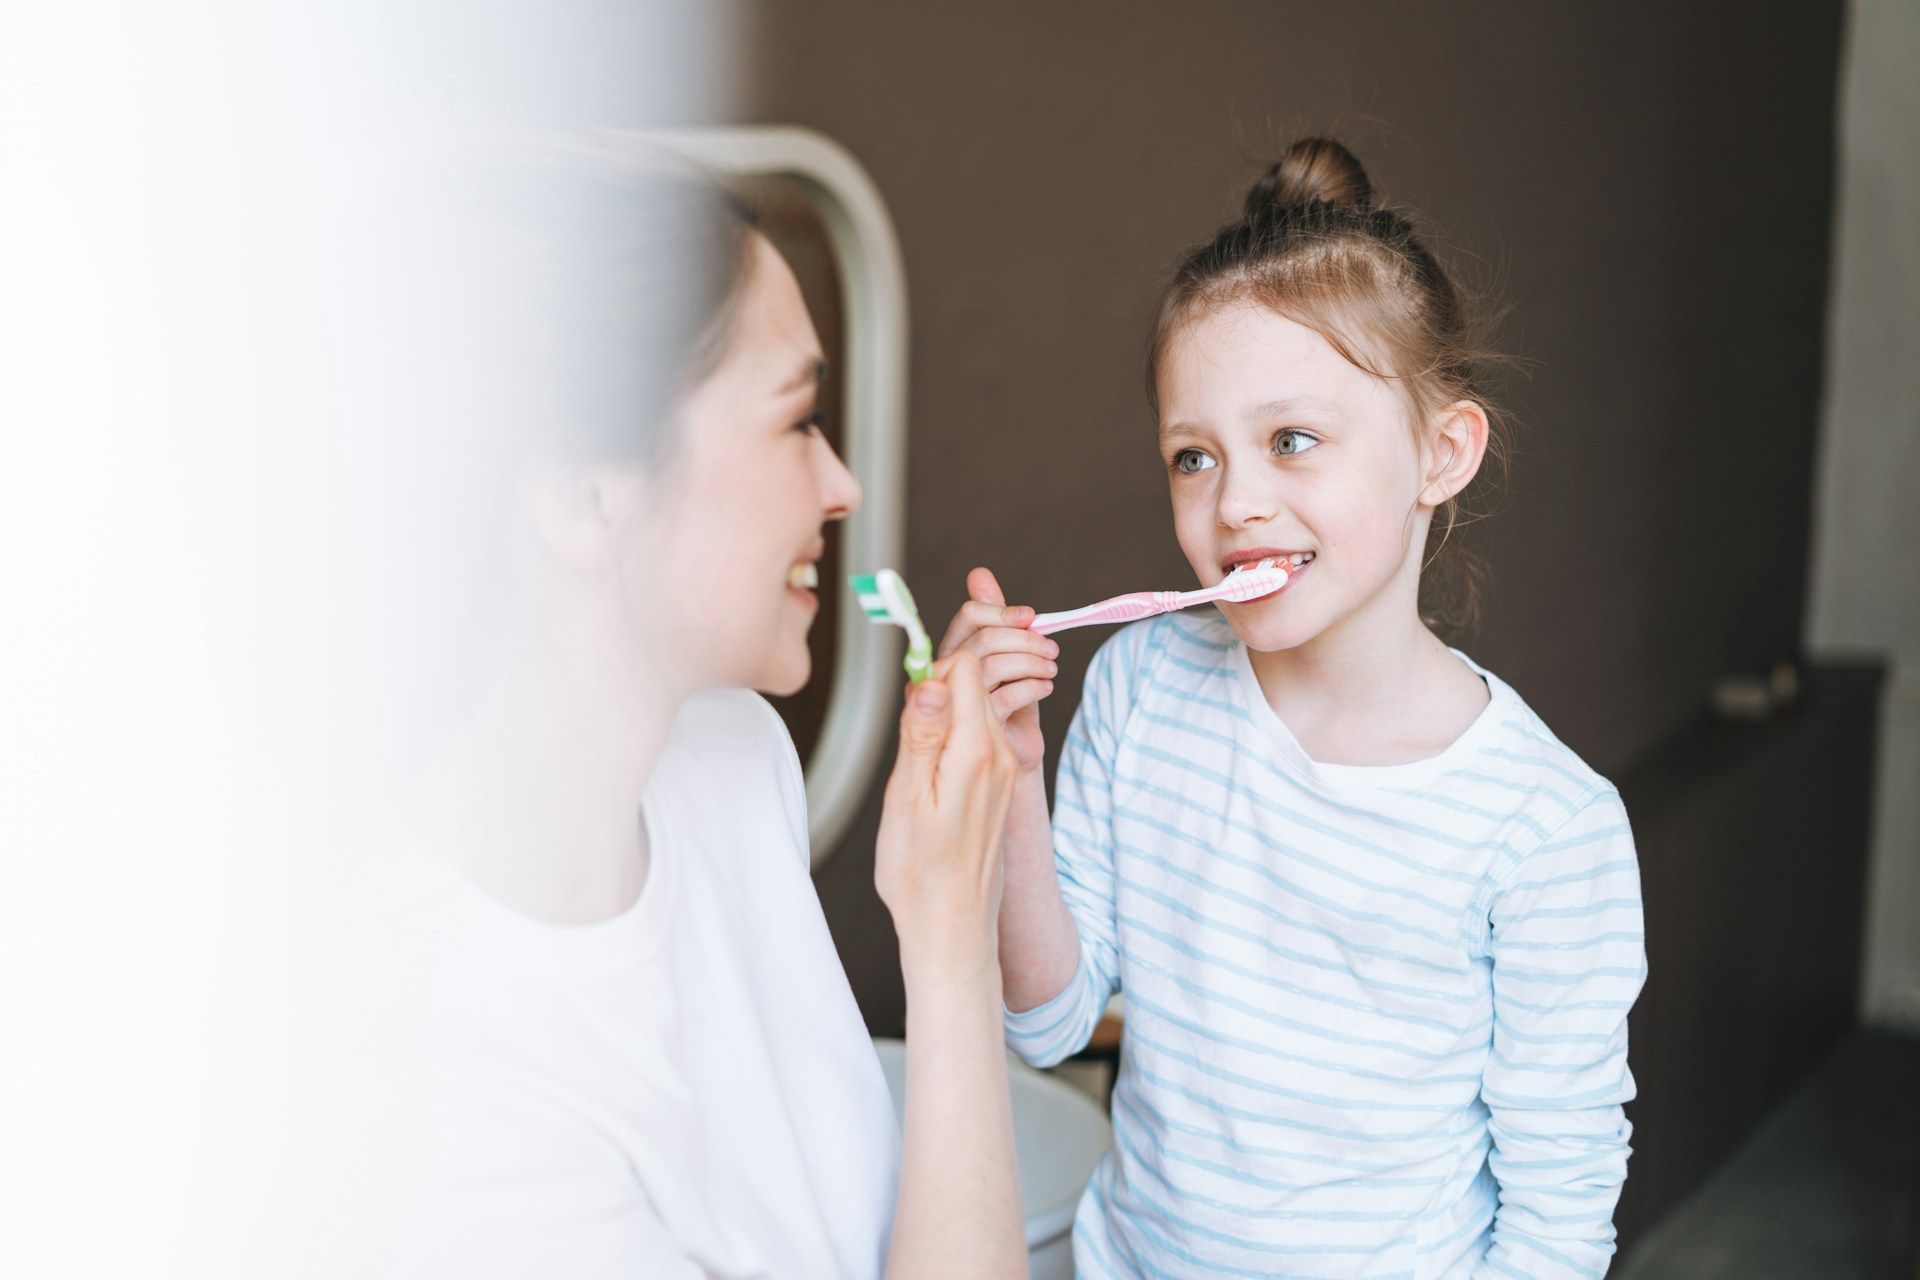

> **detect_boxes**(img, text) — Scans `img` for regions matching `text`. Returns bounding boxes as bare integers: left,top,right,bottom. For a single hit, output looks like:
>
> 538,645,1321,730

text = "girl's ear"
523,463,650,574
1421,400,1490,508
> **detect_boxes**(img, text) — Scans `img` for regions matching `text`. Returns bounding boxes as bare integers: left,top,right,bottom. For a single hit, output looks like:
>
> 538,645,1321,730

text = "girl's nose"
1216,466,1277,529
817,436,862,521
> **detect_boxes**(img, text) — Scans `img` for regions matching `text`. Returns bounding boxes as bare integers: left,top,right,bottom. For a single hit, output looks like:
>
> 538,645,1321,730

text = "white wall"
1807,0,1920,1031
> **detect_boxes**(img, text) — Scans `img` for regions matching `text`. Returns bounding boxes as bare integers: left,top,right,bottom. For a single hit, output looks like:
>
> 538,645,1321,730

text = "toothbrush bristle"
1222,563,1288,600
849,570,925,631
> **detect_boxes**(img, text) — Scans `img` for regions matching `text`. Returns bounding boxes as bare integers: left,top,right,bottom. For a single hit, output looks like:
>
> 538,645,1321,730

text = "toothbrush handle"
1029,591,1181,636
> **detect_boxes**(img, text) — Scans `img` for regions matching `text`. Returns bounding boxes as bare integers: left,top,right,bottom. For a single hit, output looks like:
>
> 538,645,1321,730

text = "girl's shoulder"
1451,653,1619,816
1083,611,1238,705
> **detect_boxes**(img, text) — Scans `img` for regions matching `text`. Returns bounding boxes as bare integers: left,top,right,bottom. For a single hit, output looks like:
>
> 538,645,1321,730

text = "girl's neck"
1246,591,1487,768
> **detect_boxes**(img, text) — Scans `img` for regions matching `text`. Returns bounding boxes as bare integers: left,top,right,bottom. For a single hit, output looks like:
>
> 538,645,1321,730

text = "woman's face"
639,233,860,696
1156,301,1434,655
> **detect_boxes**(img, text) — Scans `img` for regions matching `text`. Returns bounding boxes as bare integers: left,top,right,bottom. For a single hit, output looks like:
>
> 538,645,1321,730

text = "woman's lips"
786,560,820,611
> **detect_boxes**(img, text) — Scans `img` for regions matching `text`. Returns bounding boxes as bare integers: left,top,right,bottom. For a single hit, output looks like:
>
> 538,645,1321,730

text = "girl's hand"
874,651,1020,967
935,568,1056,775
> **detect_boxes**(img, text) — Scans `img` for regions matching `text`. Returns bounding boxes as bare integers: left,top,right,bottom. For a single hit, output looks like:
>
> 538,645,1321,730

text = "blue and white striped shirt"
1006,613,1645,1280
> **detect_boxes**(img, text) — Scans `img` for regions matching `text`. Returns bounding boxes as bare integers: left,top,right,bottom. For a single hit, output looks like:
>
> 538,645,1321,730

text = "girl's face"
1156,301,1438,655
637,233,859,695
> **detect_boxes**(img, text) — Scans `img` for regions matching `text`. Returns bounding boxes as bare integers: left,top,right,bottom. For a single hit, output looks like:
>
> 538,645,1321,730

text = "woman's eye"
1172,449,1216,475
1274,429,1319,457
795,411,825,435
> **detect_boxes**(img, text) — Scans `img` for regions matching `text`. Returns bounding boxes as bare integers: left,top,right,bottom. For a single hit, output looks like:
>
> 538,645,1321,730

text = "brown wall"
741,3,1844,1038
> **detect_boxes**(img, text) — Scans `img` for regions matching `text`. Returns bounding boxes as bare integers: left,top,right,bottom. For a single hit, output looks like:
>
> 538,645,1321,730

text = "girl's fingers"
960,624,1058,665
938,599,1038,658
980,651,1057,692
968,566,1007,607
991,678,1053,722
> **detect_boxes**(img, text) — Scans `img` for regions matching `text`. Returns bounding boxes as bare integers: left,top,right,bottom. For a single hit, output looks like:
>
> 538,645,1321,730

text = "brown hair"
482,141,760,463
1148,137,1511,634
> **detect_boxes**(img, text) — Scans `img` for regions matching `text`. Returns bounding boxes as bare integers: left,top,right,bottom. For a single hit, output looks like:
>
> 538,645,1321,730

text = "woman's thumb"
900,678,952,772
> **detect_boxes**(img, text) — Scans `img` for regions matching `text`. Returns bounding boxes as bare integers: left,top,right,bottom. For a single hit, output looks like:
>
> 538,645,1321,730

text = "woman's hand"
874,650,1020,968
935,568,1056,776
873,650,1032,1280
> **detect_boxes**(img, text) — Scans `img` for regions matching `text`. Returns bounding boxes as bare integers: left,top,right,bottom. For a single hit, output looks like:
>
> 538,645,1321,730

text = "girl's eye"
1172,448,1216,475
795,411,825,435
1274,429,1319,457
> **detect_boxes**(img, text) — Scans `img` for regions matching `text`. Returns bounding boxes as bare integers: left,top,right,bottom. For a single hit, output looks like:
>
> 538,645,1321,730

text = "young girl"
942,138,1645,1279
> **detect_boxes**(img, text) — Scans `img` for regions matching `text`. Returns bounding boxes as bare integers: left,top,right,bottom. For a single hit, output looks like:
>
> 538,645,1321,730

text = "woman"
390,153,1029,1278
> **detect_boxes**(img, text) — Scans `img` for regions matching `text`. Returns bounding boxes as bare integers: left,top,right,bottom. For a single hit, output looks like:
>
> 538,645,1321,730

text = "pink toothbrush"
1027,561,1291,636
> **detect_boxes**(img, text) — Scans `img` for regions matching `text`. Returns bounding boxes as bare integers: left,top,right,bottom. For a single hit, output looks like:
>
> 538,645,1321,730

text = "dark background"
738,0,1863,1254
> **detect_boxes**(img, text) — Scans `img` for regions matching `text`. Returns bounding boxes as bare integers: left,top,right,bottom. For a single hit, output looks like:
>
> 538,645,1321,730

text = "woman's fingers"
893,678,952,799
940,651,1018,783
936,649,994,756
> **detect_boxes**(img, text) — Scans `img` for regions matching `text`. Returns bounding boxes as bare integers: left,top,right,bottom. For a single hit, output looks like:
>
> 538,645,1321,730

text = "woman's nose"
817,436,862,521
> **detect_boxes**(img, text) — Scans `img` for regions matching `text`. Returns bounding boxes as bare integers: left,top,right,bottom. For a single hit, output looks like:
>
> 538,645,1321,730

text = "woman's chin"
752,640,813,699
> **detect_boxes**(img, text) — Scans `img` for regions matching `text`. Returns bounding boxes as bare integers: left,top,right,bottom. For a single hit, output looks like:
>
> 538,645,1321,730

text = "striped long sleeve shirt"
1006,613,1645,1280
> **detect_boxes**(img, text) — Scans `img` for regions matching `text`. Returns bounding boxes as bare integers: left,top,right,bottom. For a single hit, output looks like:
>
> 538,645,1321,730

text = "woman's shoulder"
668,687,795,754
651,690,809,853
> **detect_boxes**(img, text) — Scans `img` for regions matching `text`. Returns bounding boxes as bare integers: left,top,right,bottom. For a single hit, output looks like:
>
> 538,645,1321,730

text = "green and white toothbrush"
848,569,935,683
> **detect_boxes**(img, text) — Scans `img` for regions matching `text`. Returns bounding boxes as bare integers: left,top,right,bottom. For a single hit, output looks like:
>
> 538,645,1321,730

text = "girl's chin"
1222,610,1323,655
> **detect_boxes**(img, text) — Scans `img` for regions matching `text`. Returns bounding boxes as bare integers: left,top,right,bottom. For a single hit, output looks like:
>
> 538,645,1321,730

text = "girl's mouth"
1223,551,1313,603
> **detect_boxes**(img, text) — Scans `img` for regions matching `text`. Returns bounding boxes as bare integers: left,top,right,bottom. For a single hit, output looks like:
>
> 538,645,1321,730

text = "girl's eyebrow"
1160,395,1341,442
1242,395,1340,421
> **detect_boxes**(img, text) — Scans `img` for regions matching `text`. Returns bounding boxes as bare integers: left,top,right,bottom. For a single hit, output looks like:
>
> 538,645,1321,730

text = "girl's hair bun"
1244,136,1375,218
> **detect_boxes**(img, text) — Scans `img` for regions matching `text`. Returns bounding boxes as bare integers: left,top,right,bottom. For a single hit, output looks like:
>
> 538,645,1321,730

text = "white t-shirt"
395,689,900,1279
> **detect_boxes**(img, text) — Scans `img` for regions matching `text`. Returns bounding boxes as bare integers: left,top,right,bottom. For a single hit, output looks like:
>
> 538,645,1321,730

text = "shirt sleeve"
1476,785,1646,1280
1004,628,1134,1068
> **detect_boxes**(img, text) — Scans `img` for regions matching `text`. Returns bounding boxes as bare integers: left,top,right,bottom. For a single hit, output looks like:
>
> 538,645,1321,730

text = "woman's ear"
1421,401,1490,508
522,464,649,574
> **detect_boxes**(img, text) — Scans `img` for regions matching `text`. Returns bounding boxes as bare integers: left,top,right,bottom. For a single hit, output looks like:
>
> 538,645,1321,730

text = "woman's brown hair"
1148,137,1512,634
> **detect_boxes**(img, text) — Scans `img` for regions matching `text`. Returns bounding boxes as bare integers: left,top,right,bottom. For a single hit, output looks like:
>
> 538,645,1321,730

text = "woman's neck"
419,606,690,926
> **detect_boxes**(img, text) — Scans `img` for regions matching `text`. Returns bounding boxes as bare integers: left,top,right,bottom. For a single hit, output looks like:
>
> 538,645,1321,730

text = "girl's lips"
1227,556,1307,604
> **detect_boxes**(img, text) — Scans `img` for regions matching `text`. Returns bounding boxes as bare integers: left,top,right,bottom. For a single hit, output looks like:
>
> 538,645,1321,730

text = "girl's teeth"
1230,554,1311,572
788,562,819,590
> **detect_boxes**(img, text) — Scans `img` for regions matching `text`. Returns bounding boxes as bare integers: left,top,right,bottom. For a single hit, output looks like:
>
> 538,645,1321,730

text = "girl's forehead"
1160,303,1393,424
